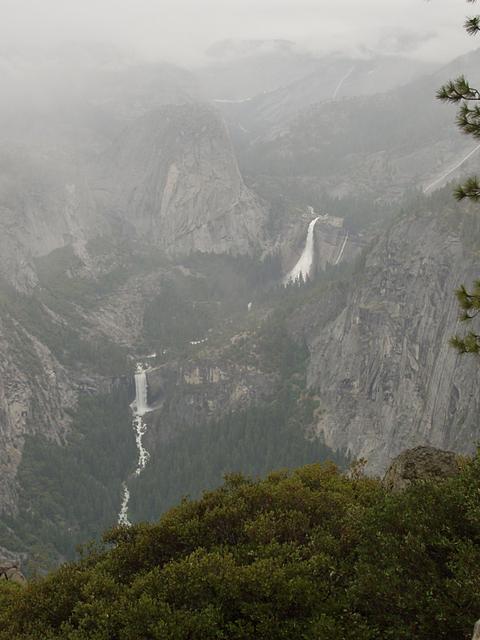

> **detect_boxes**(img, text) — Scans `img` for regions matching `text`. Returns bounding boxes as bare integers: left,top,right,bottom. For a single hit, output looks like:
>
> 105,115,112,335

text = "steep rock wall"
306,203,480,473
0,315,76,514
92,104,269,257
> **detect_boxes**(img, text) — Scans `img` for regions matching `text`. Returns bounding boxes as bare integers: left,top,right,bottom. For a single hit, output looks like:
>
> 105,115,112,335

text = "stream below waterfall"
118,358,155,526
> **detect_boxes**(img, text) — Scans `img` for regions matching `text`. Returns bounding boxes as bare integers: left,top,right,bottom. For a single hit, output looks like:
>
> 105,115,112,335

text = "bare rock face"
0,52,204,293
382,446,461,492
307,204,480,473
0,314,76,515
0,151,101,292
312,214,357,271
92,104,269,257
472,619,480,640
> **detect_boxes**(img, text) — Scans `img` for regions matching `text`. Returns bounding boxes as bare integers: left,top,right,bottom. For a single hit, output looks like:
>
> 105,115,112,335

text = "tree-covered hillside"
1,455,480,639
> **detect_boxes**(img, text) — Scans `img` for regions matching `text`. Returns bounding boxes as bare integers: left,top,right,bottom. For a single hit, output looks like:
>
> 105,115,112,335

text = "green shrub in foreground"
1,455,480,639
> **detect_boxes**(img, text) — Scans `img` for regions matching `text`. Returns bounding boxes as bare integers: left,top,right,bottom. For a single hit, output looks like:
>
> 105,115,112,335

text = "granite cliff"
92,104,269,257
304,194,480,472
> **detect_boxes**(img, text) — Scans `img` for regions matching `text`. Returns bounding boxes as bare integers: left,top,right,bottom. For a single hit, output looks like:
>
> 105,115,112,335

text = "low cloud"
376,28,437,55
0,0,475,66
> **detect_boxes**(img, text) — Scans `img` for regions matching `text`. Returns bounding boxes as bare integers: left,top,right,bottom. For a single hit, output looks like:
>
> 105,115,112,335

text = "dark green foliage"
1,391,136,572
256,311,308,376
455,280,480,322
456,101,480,138
465,14,480,36
129,400,344,523
348,467,480,640
143,253,282,354
465,0,480,35
131,309,342,521
437,75,480,104
143,278,214,350
454,176,480,201
2,455,480,639
450,279,480,353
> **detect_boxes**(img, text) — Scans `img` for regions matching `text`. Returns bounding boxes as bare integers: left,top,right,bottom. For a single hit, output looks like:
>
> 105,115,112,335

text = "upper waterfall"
284,216,320,284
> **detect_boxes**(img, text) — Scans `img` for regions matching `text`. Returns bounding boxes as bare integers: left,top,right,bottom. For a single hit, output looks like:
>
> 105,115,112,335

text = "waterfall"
133,365,149,416
334,232,349,265
118,484,131,526
284,216,320,284
117,362,153,526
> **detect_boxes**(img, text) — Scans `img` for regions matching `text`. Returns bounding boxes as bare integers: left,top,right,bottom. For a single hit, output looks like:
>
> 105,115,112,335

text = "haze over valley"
1,8,480,636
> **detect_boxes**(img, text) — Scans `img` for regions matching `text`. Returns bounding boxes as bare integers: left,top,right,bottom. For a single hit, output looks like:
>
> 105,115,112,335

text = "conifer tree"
437,0,480,353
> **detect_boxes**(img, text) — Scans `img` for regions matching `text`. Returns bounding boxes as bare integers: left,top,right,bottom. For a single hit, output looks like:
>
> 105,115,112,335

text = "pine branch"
456,103,480,137
454,281,480,321
454,177,480,201
464,15,480,35
437,76,480,103
450,332,480,354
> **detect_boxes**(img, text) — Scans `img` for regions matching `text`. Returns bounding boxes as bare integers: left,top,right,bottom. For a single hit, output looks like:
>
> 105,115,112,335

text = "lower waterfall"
118,362,153,526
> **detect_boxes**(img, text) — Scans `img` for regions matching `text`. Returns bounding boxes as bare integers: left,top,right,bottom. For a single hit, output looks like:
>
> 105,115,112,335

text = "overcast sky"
0,0,477,66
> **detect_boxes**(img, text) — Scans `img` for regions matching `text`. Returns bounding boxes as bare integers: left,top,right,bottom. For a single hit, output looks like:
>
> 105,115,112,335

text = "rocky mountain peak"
92,103,269,256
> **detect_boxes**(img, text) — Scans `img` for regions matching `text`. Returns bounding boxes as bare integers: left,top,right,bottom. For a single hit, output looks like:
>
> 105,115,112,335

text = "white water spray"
118,362,153,526
284,216,320,284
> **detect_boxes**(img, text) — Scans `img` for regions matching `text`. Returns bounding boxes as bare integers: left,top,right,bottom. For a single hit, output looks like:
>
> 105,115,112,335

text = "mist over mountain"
1,3,480,636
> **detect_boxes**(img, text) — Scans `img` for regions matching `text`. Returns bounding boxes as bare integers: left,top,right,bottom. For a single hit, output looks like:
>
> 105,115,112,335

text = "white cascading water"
284,216,320,284
118,484,130,525
133,364,150,418
118,362,153,526
334,232,349,265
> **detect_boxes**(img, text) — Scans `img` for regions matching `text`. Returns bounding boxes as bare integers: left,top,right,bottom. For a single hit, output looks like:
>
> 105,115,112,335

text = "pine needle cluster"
437,0,480,354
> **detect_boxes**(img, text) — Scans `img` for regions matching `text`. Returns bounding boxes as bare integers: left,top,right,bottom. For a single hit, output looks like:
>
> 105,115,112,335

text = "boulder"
0,562,26,586
472,619,480,640
382,446,461,492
